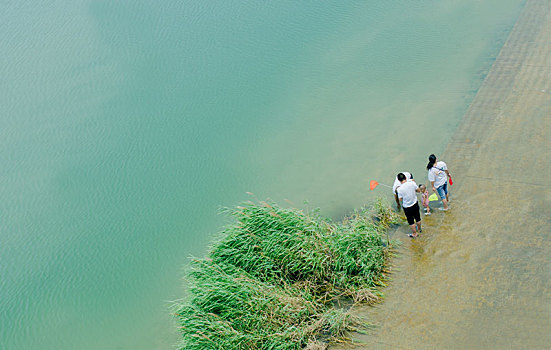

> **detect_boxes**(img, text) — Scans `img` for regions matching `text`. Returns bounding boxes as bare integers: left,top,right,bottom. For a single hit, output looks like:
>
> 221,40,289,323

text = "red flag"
370,180,379,190
449,175,453,186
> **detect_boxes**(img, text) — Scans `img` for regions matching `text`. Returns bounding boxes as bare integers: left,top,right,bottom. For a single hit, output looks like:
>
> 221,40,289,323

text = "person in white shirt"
396,172,422,237
427,154,451,211
392,171,413,208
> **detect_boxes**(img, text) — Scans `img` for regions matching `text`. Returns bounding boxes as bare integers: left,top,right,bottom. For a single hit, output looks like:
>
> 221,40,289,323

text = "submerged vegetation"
175,198,400,349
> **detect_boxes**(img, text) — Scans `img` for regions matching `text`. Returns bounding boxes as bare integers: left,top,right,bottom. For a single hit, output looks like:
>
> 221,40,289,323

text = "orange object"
370,180,379,190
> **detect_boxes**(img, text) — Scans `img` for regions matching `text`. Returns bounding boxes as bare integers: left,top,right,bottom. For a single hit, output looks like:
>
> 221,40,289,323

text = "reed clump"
176,199,399,349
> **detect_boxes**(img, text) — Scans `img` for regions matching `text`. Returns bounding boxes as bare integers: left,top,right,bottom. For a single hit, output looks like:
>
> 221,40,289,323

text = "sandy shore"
333,1,551,348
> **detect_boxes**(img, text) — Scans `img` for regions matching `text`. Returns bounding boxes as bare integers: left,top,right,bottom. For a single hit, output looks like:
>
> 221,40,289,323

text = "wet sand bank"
333,1,551,348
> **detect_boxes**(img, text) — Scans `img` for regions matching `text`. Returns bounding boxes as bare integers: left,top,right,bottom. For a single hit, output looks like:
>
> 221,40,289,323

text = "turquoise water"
0,1,523,349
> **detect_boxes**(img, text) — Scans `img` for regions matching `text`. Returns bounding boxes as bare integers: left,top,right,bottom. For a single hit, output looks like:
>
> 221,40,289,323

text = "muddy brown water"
332,1,551,348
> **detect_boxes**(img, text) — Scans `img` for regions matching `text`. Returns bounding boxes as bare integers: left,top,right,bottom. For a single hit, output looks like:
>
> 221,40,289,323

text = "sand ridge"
332,1,551,348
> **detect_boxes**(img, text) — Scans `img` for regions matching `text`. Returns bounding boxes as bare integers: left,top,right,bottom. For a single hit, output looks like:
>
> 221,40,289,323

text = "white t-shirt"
428,161,448,188
397,181,419,208
392,171,413,194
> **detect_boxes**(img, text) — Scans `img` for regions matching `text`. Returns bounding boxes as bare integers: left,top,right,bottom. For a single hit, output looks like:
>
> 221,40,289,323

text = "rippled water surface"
0,1,524,349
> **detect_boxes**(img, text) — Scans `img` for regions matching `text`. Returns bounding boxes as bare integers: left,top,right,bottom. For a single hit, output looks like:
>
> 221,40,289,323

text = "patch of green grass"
176,199,399,349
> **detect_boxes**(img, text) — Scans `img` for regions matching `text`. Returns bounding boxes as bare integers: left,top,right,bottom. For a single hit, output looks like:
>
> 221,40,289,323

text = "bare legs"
409,220,422,237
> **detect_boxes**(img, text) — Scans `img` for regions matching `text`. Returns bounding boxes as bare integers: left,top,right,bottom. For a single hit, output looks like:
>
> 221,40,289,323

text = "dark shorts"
403,202,421,225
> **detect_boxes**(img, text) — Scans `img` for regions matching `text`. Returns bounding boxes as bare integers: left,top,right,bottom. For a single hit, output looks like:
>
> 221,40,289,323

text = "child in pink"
419,184,431,215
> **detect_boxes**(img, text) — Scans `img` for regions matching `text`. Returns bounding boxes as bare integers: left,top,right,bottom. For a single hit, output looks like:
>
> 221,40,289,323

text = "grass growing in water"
176,199,400,349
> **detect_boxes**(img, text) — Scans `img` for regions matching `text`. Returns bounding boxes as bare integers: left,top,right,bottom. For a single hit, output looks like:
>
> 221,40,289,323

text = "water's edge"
332,1,551,348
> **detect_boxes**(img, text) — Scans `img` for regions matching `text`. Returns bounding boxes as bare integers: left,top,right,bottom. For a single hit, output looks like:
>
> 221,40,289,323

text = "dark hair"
427,154,437,170
397,173,406,182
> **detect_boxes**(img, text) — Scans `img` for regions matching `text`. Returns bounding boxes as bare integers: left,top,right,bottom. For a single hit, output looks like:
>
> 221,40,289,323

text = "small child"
419,184,431,215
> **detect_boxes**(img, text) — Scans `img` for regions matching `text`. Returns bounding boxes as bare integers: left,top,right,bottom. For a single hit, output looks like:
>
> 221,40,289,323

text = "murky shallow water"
332,2,551,348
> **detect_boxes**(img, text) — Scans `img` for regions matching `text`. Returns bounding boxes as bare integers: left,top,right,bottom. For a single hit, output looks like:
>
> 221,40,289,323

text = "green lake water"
0,1,524,349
